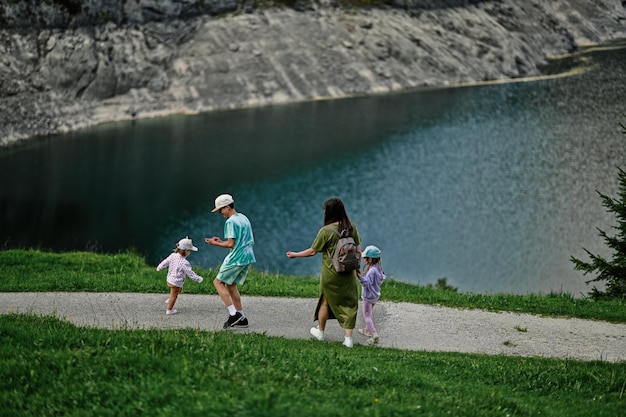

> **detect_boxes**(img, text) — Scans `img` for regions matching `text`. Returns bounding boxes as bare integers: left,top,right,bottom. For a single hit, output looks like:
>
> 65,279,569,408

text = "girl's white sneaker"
166,309,178,315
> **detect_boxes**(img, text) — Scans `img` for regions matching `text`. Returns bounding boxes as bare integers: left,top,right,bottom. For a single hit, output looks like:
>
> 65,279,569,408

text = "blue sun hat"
362,245,381,259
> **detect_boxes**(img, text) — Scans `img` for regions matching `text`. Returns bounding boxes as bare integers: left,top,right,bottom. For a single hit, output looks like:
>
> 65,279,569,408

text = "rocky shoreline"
1,0,625,147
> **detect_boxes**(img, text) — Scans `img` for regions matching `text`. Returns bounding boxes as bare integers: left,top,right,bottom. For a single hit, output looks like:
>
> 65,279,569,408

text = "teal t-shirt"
222,213,256,267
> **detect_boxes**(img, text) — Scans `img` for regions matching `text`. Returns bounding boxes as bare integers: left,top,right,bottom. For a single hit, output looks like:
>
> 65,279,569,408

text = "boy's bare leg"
213,278,233,307
227,284,243,311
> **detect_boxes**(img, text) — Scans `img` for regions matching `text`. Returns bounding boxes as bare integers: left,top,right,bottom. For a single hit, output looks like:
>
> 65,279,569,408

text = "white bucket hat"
212,194,234,212
362,245,381,258
177,237,198,251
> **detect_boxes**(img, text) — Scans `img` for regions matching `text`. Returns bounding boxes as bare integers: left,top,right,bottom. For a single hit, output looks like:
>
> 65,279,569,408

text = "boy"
205,194,256,328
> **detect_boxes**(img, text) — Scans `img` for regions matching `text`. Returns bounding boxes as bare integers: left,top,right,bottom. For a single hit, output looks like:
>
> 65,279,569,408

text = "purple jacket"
359,265,386,303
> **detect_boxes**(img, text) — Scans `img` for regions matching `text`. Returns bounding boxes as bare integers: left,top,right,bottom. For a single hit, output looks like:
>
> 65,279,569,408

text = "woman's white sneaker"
310,327,325,341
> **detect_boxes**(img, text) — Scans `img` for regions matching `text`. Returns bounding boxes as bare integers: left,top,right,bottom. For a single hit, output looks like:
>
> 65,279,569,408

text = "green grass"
1,249,624,323
1,249,625,416
1,314,625,417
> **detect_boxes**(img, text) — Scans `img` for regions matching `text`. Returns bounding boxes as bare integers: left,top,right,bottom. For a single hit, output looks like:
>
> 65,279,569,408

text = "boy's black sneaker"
232,317,249,328
223,312,243,329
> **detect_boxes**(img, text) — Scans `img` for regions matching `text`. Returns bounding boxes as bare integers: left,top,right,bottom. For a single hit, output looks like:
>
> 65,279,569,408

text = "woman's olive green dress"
311,222,361,329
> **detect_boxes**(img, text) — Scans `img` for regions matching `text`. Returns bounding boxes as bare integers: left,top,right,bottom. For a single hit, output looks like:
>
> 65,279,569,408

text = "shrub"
570,118,626,300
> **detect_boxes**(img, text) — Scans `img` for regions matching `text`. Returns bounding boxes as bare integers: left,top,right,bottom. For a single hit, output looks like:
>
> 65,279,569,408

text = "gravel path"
2,292,625,363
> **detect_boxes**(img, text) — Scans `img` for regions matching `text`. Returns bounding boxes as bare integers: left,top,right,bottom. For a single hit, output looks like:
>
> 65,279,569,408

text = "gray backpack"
325,226,360,273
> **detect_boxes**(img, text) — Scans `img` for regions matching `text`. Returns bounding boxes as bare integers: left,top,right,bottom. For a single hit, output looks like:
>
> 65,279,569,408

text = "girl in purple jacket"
358,245,386,343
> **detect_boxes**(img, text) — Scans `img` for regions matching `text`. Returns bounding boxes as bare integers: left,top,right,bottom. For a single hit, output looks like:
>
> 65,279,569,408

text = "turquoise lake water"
1,41,625,295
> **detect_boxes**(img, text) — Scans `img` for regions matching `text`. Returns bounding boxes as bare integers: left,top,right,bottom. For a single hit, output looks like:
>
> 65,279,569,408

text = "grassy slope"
1,249,625,416
1,314,625,417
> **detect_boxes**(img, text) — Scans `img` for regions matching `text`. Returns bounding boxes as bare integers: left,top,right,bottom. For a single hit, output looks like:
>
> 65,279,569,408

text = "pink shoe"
358,328,373,337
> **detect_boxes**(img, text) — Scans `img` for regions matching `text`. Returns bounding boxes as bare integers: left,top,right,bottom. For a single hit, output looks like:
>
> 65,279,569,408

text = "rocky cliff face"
1,0,625,146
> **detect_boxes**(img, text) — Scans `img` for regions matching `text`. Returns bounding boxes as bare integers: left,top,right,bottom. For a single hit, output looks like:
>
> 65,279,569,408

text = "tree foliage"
570,119,626,300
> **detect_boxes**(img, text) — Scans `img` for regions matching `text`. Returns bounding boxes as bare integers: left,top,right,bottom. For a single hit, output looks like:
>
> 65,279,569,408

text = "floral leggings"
362,300,377,333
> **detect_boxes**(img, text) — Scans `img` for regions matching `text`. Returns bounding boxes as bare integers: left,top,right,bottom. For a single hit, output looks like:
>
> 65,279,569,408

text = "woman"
286,197,361,348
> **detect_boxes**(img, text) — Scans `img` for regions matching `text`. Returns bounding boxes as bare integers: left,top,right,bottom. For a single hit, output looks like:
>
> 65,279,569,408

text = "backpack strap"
323,224,340,236
324,224,351,237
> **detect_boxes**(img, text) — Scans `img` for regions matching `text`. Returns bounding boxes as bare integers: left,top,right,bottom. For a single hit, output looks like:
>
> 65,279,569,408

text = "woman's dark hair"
323,197,353,234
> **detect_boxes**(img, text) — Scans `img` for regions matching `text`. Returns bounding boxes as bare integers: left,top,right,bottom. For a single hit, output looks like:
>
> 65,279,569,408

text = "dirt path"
2,292,625,362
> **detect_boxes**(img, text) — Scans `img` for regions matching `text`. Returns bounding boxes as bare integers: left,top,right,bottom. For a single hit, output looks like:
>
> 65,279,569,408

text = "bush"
570,119,626,300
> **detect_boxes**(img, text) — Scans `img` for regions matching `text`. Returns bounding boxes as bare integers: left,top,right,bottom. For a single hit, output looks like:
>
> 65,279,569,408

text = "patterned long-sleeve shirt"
156,253,203,288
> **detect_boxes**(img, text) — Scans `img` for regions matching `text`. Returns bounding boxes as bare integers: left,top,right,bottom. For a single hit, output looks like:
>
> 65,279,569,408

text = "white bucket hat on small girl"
212,193,234,212
177,237,198,251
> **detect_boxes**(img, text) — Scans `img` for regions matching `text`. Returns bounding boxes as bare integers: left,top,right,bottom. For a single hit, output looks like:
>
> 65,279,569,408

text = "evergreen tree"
570,120,626,300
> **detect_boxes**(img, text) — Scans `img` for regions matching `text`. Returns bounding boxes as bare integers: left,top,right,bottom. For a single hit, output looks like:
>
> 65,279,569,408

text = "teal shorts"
217,264,250,285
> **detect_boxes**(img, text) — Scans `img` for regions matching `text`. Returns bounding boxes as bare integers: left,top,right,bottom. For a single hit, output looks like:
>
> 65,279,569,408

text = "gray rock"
0,0,625,146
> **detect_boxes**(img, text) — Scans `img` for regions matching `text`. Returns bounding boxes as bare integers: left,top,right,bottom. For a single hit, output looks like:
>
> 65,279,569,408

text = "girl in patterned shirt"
156,237,204,315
